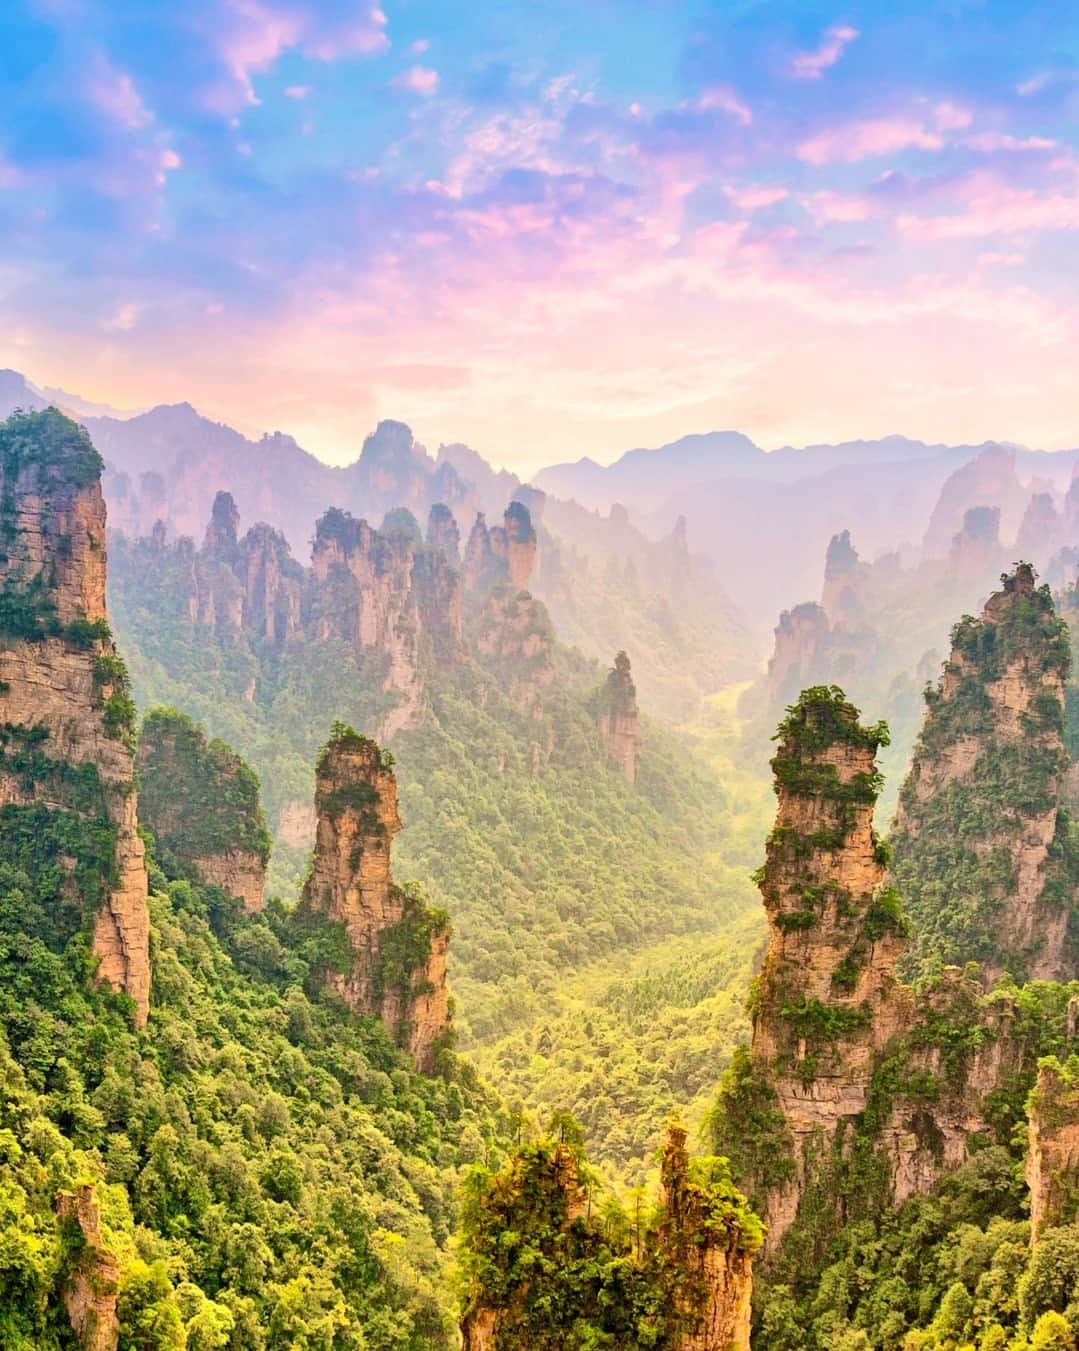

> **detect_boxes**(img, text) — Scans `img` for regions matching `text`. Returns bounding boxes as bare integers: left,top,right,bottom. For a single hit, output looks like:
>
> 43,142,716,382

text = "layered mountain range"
0,368,749,721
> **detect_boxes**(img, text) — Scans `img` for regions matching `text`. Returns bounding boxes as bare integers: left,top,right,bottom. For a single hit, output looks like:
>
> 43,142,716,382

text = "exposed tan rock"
821,530,870,624
300,730,450,1071
241,521,302,643
194,849,265,913
462,512,493,594
747,690,908,1250
1026,1059,1079,1241
659,1124,754,1351
599,650,639,784
56,1185,120,1351
311,512,423,737
0,411,150,1023
493,502,537,593
768,603,832,702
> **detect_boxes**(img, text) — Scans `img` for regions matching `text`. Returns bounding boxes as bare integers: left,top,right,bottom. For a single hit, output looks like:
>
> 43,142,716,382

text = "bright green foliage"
728,974,1079,1348
0,407,103,495
892,573,1079,978
773,685,890,760
457,1124,761,1349
0,848,505,1347
137,708,272,878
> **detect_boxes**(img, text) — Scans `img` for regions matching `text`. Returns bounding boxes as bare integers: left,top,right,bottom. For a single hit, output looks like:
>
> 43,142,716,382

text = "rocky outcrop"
1026,1057,1079,1241
948,504,1002,581
821,529,869,624
741,687,909,1250
311,510,424,737
240,521,302,643
923,445,1026,560
137,708,271,913
459,1123,757,1351
768,603,832,704
472,589,555,715
599,650,639,784
1017,492,1060,561
426,502,460,558
0,409,150,1023
56,1185,120,1351
659,1125,754,1351
462,503,538,597
492,501,537,593
299,727,450,1071
892,563,1075,980
461,512,493,594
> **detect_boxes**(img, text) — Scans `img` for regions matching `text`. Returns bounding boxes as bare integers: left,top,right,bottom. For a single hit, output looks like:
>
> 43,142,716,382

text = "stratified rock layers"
0,409,150,1022
742,687,907,1250
56,1185,120,1351
300,729,450,1071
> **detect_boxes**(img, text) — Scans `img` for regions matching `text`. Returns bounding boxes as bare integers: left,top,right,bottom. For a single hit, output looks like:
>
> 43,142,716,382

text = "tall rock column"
56,1185,120,1351
891,563,1075,980
716,686,908,1252
300,726,450,1071
599,650,639,784
0,409,150,1023
1026,1057,1079,1241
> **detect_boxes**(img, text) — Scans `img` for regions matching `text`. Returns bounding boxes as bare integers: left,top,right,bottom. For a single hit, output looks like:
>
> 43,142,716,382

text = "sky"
2,1,1079,471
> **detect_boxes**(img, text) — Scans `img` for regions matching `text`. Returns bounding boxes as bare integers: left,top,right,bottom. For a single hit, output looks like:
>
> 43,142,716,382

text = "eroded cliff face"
1026,1057,1079,1241
300,728,450,1071
743,687,908,1250
821,530,870,624
659,1125,754,1351
892,563,1075,981
715,675,1079,1294
0,409,150,1022
599,650,639,784
56,1182,120,1350
310,510,425,736
136,708,271,914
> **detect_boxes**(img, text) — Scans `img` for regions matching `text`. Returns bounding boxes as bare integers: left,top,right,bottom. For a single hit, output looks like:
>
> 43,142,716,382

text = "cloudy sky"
2,0,1079,470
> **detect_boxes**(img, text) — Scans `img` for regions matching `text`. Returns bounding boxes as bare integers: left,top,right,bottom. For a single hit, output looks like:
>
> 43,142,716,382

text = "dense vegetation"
457,1120,762,1349
138,707,272,879
0,831,504,1347
108,534,768,1187
891,571,1079,977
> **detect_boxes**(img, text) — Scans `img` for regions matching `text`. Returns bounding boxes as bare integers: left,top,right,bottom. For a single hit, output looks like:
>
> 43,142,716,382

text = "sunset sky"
2,0,1079,470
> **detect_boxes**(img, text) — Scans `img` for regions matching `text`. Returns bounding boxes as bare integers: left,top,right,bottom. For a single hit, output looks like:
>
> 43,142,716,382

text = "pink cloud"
898,176,1079,240
798,117,945,165
933,102,973,132
410,39,430,55
284,84,312,100
87,59,152,129
790,24,859,80
723,184,789,211
392,65,440,97
964,131,1056,153
802,190,872,223
207,1,388,112
694,86,752,125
